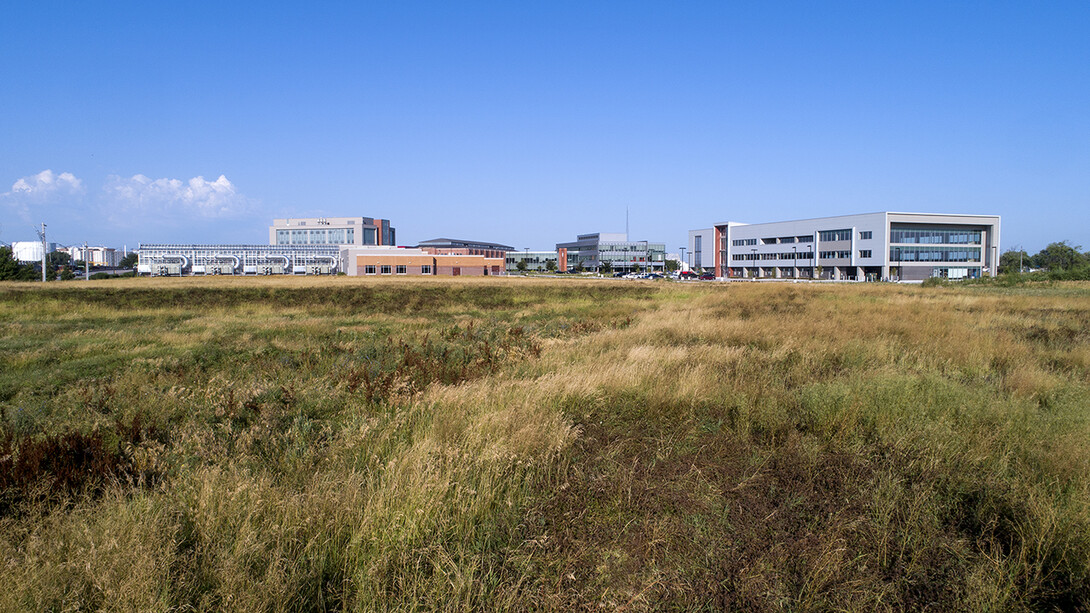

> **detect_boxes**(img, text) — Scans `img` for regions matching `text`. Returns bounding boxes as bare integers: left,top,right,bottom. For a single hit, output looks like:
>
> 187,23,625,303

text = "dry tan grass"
1,278,1088,610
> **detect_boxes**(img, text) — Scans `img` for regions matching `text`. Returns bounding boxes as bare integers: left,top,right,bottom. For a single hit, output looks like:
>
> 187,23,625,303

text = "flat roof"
712,211,1000,226
416,238,515,251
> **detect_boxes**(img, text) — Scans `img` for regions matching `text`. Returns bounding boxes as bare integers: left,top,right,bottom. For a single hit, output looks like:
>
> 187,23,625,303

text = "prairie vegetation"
1,276,1088,611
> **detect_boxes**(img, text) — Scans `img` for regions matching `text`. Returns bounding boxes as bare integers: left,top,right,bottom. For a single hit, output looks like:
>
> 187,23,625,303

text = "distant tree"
515,259,528,272
664,259,679,272
48,251,71,268
60,267,76,281
575,261,585,273
599,260,612,274
119,253,138,269
999,248,1031,274
1034,241,1086,271
545,259,557,272
0,247,25,280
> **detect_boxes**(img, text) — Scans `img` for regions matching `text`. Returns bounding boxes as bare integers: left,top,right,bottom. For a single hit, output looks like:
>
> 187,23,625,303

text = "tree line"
999,241,1090,279
0,247,138,281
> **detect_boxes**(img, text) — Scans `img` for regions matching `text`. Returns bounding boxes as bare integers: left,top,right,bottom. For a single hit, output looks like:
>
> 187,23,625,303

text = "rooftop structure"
415,238,513,259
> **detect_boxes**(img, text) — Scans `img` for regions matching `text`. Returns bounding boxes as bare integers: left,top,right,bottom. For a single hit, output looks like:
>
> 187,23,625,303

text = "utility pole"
36,223,47,282
84,241,90,281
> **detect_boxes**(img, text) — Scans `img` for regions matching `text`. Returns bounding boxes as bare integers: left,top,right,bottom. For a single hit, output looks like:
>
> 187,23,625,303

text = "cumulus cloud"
103,173,253,219
1,169,85,222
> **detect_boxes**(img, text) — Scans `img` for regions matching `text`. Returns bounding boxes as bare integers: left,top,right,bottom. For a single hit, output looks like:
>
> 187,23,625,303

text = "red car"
698,273,715,280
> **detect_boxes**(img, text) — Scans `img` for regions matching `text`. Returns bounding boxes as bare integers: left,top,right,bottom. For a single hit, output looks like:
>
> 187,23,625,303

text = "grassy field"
1,276,1088,611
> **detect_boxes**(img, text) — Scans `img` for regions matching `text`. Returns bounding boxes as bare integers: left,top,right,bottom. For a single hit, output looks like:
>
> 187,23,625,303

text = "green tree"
664,258,679,272
575,261,584,273
515,259,528,272
60,267,76,281
0,247,25,280
1034,241,1086,271
119,252,138,269
545,259,556,272
999,248,1030,274
599,260,612,274
47,251,71,268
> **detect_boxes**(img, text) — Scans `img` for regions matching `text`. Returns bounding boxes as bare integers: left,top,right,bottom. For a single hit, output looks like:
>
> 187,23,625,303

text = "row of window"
276,228,360,245
732,251,816,261
818,229,853,242
364,264,426,274
890,247,981,262
732,238,758,246
890,228,982,245
819,250,853,259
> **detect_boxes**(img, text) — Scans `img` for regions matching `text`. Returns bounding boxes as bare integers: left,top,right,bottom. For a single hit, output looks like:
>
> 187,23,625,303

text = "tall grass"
1,277,1088,611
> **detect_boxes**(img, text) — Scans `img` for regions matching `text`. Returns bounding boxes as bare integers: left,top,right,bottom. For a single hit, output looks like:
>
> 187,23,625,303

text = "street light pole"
751,248,757,279
792,246,797,278
679,247,686,272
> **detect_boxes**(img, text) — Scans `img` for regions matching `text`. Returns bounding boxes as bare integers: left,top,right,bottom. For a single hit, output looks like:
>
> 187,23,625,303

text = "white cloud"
103,173,253,219
9,169,84,197
1,169,85,224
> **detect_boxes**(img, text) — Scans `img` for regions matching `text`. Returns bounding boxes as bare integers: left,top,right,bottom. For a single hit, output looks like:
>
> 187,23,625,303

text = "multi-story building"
66,245,123,267
691,212,1000,281
555,233,666,274
269,216,395,247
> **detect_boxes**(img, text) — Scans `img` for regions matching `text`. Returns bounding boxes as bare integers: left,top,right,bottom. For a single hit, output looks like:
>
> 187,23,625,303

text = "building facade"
505,250,561,273
340,246,505,276
138,244,341,276
555,233,666,273
687,228,715,273
697,212,1000,281
269,216,395,247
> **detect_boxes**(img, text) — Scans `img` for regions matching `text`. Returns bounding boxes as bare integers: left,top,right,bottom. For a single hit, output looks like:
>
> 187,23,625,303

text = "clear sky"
2,1,1087,254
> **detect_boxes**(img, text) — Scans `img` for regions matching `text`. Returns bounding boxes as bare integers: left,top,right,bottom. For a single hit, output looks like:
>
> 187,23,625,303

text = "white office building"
690,212,1000,281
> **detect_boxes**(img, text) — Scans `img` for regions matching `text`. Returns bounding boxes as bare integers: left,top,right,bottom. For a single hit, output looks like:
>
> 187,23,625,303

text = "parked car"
699,273,715,280
679,271,698,279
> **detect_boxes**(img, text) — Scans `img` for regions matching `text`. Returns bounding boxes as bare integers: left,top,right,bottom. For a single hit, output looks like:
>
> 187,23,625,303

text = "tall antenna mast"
626,207,629,239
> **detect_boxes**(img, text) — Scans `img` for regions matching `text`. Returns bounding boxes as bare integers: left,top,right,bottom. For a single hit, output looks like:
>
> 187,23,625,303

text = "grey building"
505,250,560,273
692,212,1000,281
556,233,667,273
269,216,395,247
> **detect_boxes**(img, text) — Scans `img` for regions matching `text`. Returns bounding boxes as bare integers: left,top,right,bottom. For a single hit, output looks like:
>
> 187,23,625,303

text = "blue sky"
2,1,1087,253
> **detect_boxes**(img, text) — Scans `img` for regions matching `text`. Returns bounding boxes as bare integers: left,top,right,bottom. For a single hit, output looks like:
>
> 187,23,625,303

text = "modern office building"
692,212,1000,281
138,244,342,276
340,246,505,277
415,238,513,259
269,216,395,247
505,250,561,273
555,233,667,273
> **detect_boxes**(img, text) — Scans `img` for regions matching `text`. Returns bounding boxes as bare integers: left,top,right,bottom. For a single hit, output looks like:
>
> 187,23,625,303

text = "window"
860,231,872,240
380,265,391,274
859,250,872,258
276,230,290,245
309,229,326,244
421,265,432,274
346,229,355,244
797,236,814,243
780,236,795,243
395,265,406,274
364,228,377,245
364,265,376,275
818,229,852,241
732,238,757,246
